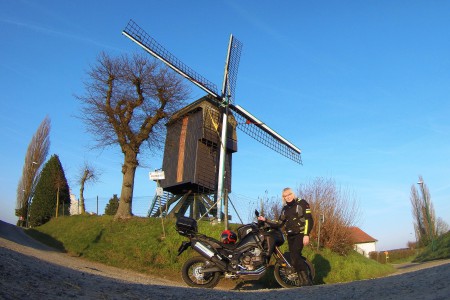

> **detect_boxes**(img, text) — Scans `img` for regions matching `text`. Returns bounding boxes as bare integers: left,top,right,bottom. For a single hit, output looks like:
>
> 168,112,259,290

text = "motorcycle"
175,210,315,288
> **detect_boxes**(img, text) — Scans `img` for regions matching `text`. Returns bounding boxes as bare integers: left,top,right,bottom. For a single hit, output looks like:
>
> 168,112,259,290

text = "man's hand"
303,235,310,246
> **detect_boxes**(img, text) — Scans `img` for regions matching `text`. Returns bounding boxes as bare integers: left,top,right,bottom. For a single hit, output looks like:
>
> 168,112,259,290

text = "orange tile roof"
348,226,377,243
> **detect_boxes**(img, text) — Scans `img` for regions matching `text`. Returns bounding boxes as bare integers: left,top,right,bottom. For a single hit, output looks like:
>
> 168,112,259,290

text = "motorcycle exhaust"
237,265,266,276
224,265,267,279
192,241,227,271
193,241,215,258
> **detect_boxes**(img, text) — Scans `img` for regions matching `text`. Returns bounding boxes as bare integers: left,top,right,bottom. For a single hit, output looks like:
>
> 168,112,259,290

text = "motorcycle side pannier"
176,216,198,236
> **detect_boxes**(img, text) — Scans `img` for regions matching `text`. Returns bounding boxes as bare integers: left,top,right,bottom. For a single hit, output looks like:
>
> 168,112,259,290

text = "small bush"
369,248,418,264
104,194,119,215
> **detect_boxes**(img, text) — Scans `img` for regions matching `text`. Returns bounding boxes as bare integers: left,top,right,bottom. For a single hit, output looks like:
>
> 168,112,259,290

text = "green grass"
26,215,449,286
413,231,450,262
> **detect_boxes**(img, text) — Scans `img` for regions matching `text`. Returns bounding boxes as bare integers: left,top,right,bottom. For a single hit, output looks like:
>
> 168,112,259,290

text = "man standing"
258,187,314,286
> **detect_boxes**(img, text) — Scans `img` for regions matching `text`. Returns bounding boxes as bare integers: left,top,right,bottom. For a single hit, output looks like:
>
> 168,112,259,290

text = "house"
349,227,378,257
69,192,80,216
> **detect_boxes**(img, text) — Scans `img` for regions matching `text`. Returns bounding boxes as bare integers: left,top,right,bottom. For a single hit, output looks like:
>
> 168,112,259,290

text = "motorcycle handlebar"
257,219,265,228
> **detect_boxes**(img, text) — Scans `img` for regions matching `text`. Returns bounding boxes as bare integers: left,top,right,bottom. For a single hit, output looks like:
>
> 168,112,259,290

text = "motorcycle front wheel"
274,258,315,288
181,256,221,288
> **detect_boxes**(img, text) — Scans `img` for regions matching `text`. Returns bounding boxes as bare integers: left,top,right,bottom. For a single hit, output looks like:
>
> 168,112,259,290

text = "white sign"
156,187,164,196
149,170,165,181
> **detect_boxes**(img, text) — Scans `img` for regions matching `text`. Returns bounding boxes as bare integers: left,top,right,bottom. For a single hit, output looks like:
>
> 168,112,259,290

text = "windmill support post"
216,107,229,223
228,195,243,224
156,180,166,238
197,195,219,221
223,188,229,230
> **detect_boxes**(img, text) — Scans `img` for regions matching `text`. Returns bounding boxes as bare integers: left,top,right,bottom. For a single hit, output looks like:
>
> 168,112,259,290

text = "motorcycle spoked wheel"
181,256,221,288
274,258,315,288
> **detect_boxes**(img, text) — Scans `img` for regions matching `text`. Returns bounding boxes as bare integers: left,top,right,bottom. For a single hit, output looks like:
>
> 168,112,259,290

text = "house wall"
69,193,80,216
354,242,377,257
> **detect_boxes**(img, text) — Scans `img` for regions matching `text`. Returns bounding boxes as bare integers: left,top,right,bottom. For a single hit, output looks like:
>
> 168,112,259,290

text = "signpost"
150,170,166,238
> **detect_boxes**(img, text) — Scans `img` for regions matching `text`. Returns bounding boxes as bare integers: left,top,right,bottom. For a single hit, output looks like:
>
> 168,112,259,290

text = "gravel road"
1,220,449,300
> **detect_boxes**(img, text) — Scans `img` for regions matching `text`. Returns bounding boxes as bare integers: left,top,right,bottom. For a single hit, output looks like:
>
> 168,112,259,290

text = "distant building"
349,227,378,257
69,192,80,215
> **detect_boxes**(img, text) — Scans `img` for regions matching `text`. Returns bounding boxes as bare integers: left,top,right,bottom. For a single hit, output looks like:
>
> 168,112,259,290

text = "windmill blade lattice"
230,104,302,164
123,19,220,99
223,36,242,104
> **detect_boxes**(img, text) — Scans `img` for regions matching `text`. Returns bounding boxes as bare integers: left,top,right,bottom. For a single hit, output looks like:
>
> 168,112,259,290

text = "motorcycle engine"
240,247,264,270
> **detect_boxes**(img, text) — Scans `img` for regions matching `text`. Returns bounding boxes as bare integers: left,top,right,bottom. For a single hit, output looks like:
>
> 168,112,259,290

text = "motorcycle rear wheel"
181,256,221,288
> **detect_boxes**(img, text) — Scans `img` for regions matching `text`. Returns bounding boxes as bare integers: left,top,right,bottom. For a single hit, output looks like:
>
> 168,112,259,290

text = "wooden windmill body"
123,20,302,223
148,97,237,219
161,96,237,194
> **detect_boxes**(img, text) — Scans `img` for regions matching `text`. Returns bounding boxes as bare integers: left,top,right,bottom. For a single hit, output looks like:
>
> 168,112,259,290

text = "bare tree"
15,116,50,226
298,177,360,255
410,176,436,247
77,52,190,220
256,193,283,221
436,217,449,236
77,162,99,214
255,177,360,255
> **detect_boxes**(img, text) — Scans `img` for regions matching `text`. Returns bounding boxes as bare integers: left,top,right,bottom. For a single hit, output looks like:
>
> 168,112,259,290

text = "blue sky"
1,0,449,251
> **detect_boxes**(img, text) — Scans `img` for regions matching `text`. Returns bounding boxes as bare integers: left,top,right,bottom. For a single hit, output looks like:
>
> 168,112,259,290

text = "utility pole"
317,213,324,250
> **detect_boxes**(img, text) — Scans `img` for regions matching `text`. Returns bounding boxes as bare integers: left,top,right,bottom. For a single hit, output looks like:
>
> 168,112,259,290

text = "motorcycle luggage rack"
176,216,198,236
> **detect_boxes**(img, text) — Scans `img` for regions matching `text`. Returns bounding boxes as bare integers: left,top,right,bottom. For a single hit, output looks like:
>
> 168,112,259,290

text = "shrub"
104,194,119,215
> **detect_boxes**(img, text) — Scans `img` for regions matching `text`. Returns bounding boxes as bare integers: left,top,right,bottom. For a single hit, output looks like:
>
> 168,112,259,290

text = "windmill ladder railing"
148,191,172,217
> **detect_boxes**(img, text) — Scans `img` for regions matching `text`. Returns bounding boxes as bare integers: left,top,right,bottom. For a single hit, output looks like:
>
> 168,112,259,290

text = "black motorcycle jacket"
265,198,314,236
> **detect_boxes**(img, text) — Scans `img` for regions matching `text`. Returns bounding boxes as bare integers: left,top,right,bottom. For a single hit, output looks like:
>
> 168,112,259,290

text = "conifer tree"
104,194,120,216
29,154,70,227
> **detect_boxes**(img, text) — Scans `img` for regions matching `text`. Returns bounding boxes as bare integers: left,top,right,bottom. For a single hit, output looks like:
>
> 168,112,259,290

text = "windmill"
122,20,302,223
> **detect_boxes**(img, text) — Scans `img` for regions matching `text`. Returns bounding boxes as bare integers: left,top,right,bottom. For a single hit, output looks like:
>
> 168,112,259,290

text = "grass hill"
24,215,448,287
413,230,450,262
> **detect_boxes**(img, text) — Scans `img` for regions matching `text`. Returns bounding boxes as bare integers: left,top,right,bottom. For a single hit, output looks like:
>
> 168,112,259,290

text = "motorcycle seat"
203,235,238,250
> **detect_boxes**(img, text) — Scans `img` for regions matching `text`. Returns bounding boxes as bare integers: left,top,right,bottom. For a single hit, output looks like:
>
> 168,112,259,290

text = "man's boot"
298,271,313,286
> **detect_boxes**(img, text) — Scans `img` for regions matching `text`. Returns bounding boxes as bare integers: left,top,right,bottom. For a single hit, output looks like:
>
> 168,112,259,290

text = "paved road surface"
1,220,449,299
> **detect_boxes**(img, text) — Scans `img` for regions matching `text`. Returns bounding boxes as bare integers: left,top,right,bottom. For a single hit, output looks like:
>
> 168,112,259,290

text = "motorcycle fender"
177,241,191,256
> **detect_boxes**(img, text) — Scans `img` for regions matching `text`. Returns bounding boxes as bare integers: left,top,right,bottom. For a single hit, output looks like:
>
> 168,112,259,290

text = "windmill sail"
229,104,302,164
122,19,301,165
122,19,220,99
221,35,242,104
